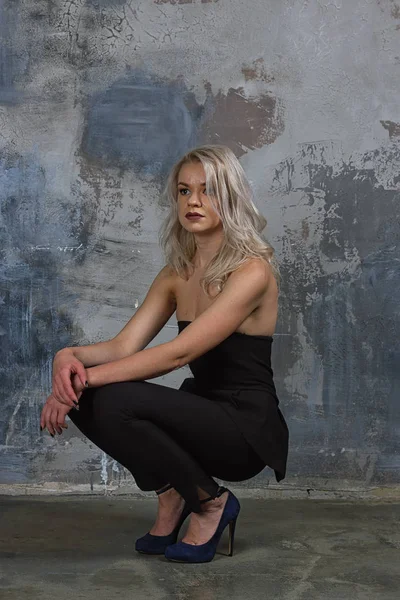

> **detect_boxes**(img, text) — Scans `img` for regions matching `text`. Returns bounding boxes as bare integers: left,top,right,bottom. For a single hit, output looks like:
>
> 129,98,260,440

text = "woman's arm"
57,339,128,368
85,340,180,387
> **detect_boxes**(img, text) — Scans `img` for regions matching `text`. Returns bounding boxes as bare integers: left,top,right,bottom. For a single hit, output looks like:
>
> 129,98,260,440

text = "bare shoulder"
225,258,278,316
157,264,176,279
153,264,177,289
227,257,273,289
159,263,179,294
151,264,180,308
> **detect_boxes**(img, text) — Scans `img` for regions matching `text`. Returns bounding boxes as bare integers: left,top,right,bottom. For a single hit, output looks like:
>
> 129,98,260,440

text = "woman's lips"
185,214,204,220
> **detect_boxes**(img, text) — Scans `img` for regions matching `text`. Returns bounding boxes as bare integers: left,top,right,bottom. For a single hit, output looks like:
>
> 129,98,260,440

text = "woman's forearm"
85,340,182,387
60,339,129,368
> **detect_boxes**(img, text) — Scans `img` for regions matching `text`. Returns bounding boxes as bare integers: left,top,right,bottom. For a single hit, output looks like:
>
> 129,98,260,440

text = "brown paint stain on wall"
200,85,284,157
381,120,400,138
242,58,275,84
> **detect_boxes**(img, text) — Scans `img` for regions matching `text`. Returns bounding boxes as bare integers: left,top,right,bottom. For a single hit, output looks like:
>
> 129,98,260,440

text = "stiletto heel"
135,484,190,555
164,487,240,563
228,518,237,556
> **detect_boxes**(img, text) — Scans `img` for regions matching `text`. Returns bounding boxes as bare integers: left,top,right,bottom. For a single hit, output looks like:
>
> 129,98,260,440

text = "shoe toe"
164,542,187,562
136,532,172,555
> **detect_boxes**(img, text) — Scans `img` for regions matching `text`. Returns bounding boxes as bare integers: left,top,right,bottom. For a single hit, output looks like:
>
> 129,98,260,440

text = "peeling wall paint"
269,141,400,484
1,0,399,493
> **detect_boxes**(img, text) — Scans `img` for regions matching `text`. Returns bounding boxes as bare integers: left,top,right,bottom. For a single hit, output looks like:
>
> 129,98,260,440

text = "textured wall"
1,0,399,495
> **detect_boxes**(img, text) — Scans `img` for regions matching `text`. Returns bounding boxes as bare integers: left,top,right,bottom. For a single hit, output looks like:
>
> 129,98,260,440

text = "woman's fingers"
49,405,63,435
40,400,51,431
76,363,87,389
53,402,69,434
55,370,78,407
56,406,69,432
44,405,57,436
41,395,70,436
71,374,84,402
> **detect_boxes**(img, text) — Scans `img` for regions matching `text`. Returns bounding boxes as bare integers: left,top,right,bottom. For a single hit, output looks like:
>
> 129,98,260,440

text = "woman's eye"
178,188,212,196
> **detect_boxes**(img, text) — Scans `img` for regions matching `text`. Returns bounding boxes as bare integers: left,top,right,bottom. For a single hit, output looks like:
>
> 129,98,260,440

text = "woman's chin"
181,221,207,231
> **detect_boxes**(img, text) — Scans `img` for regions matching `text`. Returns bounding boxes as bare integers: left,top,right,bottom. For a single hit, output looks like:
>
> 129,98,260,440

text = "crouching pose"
40,145,289,564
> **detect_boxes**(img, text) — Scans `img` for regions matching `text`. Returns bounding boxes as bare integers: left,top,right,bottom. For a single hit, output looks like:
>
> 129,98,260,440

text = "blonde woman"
40,145,289,563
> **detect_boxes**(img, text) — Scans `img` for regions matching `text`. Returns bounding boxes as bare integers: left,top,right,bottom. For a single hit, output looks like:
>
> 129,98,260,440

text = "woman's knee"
88,381,145,423
88,383,126,423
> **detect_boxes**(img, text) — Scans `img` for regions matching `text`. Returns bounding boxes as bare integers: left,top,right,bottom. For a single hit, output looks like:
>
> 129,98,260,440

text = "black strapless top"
178,320,276,394
177,321,289,482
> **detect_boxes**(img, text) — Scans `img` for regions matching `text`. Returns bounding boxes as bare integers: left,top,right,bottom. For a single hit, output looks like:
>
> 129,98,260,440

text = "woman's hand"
40,394,73,436
41,376,85,436
71,373,86,401
52,349,88,408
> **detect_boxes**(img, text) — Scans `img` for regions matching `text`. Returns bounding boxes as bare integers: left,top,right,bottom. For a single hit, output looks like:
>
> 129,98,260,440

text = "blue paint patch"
272,143,400,482
80,71,201,177
0,0,26,105
0,152,87,482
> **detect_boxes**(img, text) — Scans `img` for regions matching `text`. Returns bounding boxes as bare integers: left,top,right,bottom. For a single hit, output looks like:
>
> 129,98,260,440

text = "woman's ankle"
199,491,228,514
197,485,228,507
157,487,183,506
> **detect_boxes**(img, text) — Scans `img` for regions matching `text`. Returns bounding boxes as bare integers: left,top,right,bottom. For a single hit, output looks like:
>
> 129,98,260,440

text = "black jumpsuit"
68,320,289,513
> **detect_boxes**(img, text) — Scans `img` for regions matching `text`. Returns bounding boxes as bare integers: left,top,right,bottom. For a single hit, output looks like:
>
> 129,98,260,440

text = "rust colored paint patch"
200,85,284,157
381,120,400,138
242,58,275,84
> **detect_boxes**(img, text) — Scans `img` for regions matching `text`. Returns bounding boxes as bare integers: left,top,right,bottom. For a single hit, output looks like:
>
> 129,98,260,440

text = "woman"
40,144,289,564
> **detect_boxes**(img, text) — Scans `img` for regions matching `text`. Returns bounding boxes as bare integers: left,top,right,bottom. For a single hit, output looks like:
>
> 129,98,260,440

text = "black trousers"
68,380,266,513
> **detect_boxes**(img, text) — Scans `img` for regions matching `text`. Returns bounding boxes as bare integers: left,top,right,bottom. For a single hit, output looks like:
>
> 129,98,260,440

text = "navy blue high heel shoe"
164,486,240,563
135,484,191,555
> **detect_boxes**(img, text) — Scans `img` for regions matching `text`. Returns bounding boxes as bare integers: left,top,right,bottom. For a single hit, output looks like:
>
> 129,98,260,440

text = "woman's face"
177,161,223,233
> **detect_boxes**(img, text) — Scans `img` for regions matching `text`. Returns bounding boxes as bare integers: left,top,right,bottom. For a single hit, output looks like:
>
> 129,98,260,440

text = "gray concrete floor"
0,496,399,600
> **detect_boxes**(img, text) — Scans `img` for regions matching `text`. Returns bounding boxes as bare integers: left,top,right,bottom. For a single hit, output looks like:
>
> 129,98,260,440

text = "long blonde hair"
158,144,280,297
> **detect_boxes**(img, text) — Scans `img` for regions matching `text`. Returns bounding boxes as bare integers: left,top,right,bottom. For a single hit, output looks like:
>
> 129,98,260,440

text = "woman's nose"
188,195,201,206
